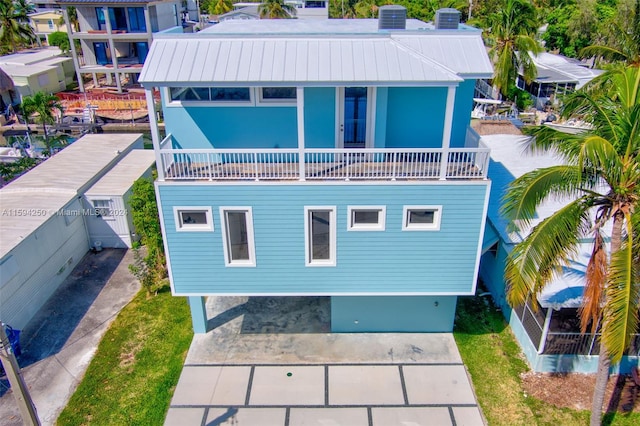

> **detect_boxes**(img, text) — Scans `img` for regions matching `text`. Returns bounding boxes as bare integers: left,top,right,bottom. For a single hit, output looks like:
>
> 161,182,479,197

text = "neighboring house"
0,68,18,115
0,47,75,99
219,6,260,21
0,134,151,330
33,1,63,12
29,10,68,46
516,52,603,110
139,6,494,334
230,1,328,19
55,0,186,93
478,134,639,373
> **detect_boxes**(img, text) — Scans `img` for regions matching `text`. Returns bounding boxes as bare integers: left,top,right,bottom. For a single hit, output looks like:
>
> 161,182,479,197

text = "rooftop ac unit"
435,8,461,30
378,5,407,30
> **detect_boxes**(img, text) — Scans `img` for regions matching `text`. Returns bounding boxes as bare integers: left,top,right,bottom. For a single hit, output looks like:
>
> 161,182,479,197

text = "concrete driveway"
166,297,485,426
0,249,140,426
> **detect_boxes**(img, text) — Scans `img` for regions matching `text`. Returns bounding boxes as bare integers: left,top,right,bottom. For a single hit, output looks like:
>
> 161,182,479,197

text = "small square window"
174,207,213,232
93,199,113,218
347,206,386,231
402,206,442,231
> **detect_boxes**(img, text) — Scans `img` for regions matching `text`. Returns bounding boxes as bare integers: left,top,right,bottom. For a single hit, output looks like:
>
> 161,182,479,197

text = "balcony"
157,135,490,182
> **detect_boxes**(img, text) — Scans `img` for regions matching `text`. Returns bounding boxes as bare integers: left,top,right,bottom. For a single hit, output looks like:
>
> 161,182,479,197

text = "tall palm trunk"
590,210,625,426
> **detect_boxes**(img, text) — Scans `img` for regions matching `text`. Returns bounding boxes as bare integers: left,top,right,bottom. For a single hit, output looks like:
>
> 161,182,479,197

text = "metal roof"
140,18,493,86
140,36,463,86
56,0,151,4
391,34,493,77
85,149,156,196
530,52,604,88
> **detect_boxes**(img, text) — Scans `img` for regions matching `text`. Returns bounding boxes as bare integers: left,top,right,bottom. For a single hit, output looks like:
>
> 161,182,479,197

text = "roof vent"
378,5,407,30
435,8,461,30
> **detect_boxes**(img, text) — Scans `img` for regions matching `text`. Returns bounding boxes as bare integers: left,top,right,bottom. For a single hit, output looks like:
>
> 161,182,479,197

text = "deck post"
537,307,553,354
439,86,456,180
296,87,306,180
63,8,84,93
145,88,164,180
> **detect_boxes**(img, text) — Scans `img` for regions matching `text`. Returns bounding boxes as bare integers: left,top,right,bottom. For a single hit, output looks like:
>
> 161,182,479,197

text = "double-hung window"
220,207,256,267
304,207,336,266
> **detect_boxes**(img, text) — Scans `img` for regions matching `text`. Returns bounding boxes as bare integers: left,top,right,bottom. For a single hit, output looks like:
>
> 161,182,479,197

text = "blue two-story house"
139,7,494,334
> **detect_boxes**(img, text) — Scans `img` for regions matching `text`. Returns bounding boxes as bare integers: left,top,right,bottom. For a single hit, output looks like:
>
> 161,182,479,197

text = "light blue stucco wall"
163,101,298,149
162,86,467,150
451,80,476,148
384,87,447,148
331,296,457,332
304,87,336,148
159,182,488,295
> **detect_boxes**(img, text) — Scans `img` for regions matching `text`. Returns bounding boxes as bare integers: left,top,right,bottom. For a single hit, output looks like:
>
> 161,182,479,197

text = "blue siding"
159,182,488,295
304,87,336,148
331,296,457,332
384,87,447,148
451,80,475,148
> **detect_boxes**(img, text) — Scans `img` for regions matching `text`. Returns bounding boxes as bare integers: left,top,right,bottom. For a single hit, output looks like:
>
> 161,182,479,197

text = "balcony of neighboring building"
76,40,148,73
68,4,182,40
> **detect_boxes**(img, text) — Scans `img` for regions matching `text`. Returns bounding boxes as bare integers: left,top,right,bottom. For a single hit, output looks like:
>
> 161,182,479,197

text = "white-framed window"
304,206,336,267
168,87,253,105
48,19,55,30
173,206,213,232
347,206,386,231
402,206,442,231
93,199,113,219
257,87,297,106
220,207,256,267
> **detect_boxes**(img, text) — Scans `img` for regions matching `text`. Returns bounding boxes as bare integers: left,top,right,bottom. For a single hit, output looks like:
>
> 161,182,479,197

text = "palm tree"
13,0,34,19
258,0,296,19
59,6,80,32
482,0,542,96
502,66,640,426
0,0,36,53
580,0,640,67
209,0,233,16
21,92,64,156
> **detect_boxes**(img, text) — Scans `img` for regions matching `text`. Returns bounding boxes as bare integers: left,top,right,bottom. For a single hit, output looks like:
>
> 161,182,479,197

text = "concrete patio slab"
403,365,477,405
452,406,486,426
166,296,486,425
288,407,369,425
206,407,286,425
164,407,205,426
328,365,404,405
249,366,325,406
170,365,251,406
371,406,453,425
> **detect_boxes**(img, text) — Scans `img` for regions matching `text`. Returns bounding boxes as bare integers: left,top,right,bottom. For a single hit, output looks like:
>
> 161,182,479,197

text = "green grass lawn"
454,294,640,426
57,286,192,426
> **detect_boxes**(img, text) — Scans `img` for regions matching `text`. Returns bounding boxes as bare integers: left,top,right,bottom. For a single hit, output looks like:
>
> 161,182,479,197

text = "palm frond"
579,230,606,333
601,213,639,363
505,199,591,308
501,165,590,229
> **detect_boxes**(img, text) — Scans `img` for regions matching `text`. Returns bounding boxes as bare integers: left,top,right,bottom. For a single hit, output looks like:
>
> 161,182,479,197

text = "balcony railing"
157,136,490,182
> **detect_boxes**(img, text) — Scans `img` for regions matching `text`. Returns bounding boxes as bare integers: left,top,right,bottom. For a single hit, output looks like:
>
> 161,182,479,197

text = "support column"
63,7,84,92
145,87,164,180
439,85,456,180
188,296,208,333
537,307,553,354
103,7,121,93
296,87,306,181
